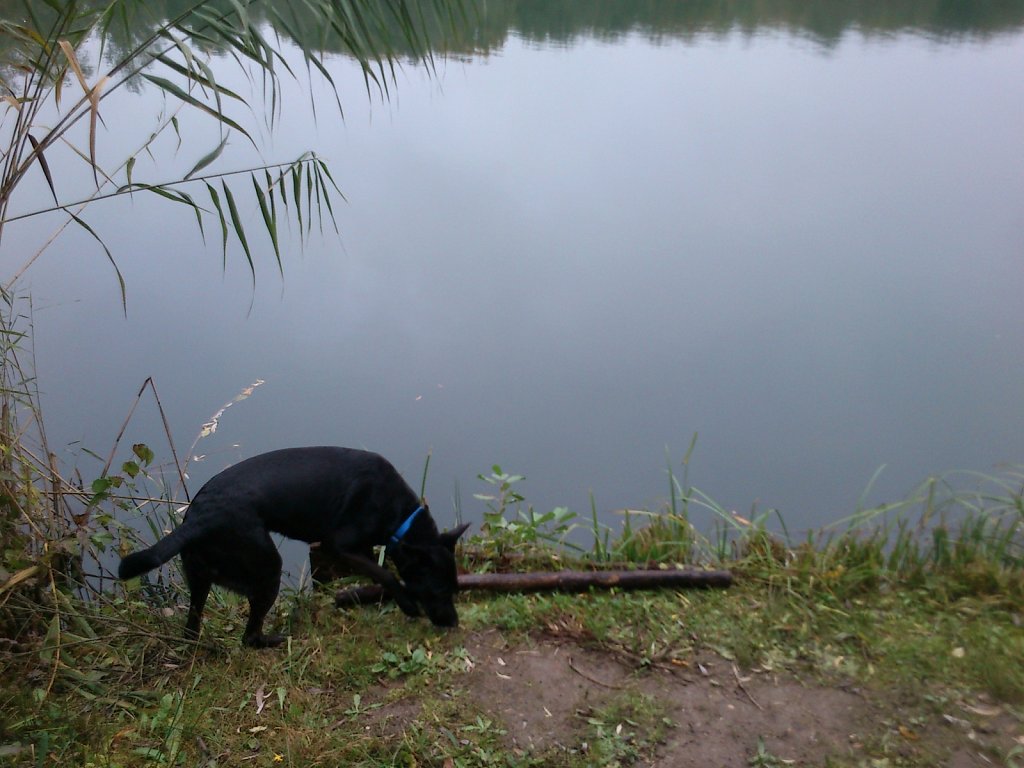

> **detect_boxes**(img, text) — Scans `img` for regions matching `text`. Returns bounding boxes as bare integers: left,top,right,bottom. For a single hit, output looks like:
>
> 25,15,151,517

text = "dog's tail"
118,522,197,580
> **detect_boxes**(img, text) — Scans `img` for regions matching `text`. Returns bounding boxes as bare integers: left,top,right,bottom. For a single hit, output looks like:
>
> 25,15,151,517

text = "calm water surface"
7,5,1023,547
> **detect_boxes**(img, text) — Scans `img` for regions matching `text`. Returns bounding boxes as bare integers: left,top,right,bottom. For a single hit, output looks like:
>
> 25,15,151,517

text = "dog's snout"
426,604,459,628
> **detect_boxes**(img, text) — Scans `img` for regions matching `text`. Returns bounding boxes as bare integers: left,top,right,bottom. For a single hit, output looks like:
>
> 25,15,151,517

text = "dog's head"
392,522,470,627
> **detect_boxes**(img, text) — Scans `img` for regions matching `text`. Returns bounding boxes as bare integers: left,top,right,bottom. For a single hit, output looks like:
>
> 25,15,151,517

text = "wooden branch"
334,567,732,608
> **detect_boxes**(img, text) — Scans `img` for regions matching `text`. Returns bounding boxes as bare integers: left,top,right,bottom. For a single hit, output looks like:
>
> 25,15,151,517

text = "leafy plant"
475,465,579,557
370,644,470,680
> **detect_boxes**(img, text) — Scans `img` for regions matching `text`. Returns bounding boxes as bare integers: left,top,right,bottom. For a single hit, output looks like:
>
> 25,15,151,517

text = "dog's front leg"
331,552,422,618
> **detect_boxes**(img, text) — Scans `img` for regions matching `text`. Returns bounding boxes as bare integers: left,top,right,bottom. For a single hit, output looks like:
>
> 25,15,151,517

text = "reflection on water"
3,0,1022,67
3,1,1023,546
453,0,1024,49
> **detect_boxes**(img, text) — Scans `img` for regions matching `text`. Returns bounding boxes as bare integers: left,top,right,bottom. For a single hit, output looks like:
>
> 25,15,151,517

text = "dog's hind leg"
181,551,211,642
241,539,286,649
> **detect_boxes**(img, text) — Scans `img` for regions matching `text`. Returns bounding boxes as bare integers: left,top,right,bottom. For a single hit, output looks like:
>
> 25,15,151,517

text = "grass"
0,459,1022,766
2,566,1021,766
0,582,1020,764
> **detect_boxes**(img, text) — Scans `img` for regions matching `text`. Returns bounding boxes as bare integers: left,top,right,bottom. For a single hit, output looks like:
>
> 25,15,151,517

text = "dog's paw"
243,632,287,649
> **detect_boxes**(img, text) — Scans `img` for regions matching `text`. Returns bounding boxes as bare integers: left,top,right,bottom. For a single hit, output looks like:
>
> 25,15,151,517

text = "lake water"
4,3,1023,548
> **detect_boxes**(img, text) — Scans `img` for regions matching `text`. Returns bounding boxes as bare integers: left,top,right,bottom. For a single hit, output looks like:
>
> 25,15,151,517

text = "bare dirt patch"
359,629,1022,766
463,629,879,765
465,629,630,754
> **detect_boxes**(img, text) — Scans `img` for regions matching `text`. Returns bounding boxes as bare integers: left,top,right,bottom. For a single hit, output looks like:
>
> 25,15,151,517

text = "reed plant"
612,435,701,564
465,441,1022,604
0,0,467,711
613,461,1024,605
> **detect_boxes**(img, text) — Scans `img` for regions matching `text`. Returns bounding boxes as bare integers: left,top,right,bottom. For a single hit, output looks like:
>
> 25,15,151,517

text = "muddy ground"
362,629,1022,767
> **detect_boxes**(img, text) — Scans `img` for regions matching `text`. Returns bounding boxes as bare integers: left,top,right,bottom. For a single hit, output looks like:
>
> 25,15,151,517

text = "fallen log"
335,567,732,608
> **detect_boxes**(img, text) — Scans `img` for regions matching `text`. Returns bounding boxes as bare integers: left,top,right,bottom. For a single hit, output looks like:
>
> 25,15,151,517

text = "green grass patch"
2,460,1022,765
3,571,1020,766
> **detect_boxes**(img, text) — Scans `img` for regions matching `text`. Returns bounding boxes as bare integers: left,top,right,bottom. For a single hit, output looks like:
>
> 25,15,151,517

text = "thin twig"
44,567,62,697
145,377,189,502
567,656,625,690
59,489,189,507
732,663,763,710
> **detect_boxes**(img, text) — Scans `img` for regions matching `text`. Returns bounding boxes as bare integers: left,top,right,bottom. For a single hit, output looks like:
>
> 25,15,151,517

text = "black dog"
118,446,470,647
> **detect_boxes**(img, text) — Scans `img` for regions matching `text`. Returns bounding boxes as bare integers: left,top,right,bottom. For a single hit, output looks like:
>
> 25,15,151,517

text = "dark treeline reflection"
465,0,1024,48
2,0,1023,68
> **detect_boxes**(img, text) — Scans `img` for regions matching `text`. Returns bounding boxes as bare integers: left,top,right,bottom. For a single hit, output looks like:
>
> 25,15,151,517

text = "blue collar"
390,505,424,545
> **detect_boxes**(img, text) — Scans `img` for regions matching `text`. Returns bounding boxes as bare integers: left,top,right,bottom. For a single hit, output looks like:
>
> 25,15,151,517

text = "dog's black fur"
118,446,470,648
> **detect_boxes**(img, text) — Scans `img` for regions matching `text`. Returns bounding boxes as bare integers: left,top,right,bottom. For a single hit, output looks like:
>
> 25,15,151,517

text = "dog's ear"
438,522,471,552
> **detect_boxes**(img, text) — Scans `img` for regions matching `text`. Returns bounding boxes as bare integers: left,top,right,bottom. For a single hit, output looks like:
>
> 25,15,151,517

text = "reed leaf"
221,180,254,281
115,182,194,208
140,74,254,146
25,134,58,204
251,174,280,273
264,169,277,240
276,164,289,212
66,210,126,313
269,7,344,118
316,161,341,235
57,39,102,187
304,160,314,236
185,137,229,181
291,159,304,235
205,182,229,268
153,51,246,106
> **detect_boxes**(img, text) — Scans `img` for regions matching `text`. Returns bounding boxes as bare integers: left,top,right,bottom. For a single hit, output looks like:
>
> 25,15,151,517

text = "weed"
584,690,673,765
473,465,580,561
748,736,791,767
370,644,472,681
